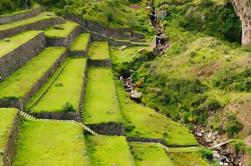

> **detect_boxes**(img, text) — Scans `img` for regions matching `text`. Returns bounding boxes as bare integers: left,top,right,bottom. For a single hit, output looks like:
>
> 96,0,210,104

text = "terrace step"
0,12,64,39
0,30,46,81
13,120,91,165
0,47,67,110
18,110,98,135
83,67,124,135
70,33,90,56
29,58,87,120
44,21,81,47
86,135,135,165
0,108,19,166
0,5,41,24
88,41,111,67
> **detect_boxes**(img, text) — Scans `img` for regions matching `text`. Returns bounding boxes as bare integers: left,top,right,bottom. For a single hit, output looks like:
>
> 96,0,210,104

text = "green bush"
62,102,75,112
225,114,243,137
200,148,213,161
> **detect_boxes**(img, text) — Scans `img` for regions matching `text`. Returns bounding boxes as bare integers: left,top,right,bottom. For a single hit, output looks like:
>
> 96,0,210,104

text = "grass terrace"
115,81,198,146
0,47,66,100
13,120,90,166
0,30,42,58
167,151,210,166
44,21,79,38
0,4,40,17
70,33,90,51
86,135,135,166
111,46,149,64
30,58,87,113
129,142,174,166
0,12,58,31
0,108,18,166
83,68,122,124
88,42,110,60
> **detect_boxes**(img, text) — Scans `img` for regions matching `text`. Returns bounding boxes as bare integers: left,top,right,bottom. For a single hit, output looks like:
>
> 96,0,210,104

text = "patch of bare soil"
129,4,141,10
196,62,220,77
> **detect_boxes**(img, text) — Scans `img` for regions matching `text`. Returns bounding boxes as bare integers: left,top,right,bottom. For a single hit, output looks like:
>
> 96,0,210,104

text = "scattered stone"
119,45,127,50
130,90,142,99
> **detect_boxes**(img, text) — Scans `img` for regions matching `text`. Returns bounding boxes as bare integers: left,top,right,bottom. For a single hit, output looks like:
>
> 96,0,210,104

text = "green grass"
88,42,110,60
13,120,90,166
70,33,90,51
86,135,135,166
0,47,66,99
0,30,41,58
0,108,17,166
0,12,57,31
167,151,210,166
111,46,148,64
31,58,87,113
115,81,198,146
129,142,174,166
44,21,79,38
83,68,122,124
248,148,251,166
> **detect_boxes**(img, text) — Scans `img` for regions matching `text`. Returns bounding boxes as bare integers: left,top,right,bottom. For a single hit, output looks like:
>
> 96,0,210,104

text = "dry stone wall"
64,14,145,42
0,32,46,81
2,113,20,166
0,50,67,110
46,26,81,47
0,17,65,39
87,122,125,135
0,7,41,24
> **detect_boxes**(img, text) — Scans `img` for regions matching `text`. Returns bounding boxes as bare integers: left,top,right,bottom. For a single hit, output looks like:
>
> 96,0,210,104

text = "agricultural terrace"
0,12,57,31
83,68,122,124
30,58,87,113
0,108,18,166
44,21,79,38
167,151,210,166
86,135,135,166
129,142,174,166
70,33,90,51
0,30,41,58
0,47,66,100
13,120,90,166
111,46,149,64
88,42,110,60
115,81,198,146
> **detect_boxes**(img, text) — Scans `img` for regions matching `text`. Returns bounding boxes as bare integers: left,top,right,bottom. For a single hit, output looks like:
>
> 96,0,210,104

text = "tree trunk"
231,0,251,46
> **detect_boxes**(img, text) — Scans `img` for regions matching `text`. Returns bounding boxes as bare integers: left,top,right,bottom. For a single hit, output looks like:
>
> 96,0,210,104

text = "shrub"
200,148,213,161
225,114,243,137
62,102,75,112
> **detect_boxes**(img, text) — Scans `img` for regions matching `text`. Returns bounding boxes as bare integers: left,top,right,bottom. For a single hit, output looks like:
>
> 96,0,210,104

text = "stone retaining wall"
46,26,81,47
64,14,145,42
2,113,20,166
69,34,91,56
0,32,46,81
79,62,89,122
87,59,112,67
0,17,65,39
89,32,148,46
87,122,125,135
0,50,67,110
30,112,82,122
0,7,41,24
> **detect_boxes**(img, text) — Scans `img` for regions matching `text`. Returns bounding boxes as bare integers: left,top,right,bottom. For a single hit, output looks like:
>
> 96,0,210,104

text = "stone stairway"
19,110,98,135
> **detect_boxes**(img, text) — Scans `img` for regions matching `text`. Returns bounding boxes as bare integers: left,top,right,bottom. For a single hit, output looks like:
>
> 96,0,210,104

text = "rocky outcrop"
0,32,46,81
2,113,20,166
231,0,251,46
0,17,64,39
0,7,41,24
46,26,81,47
